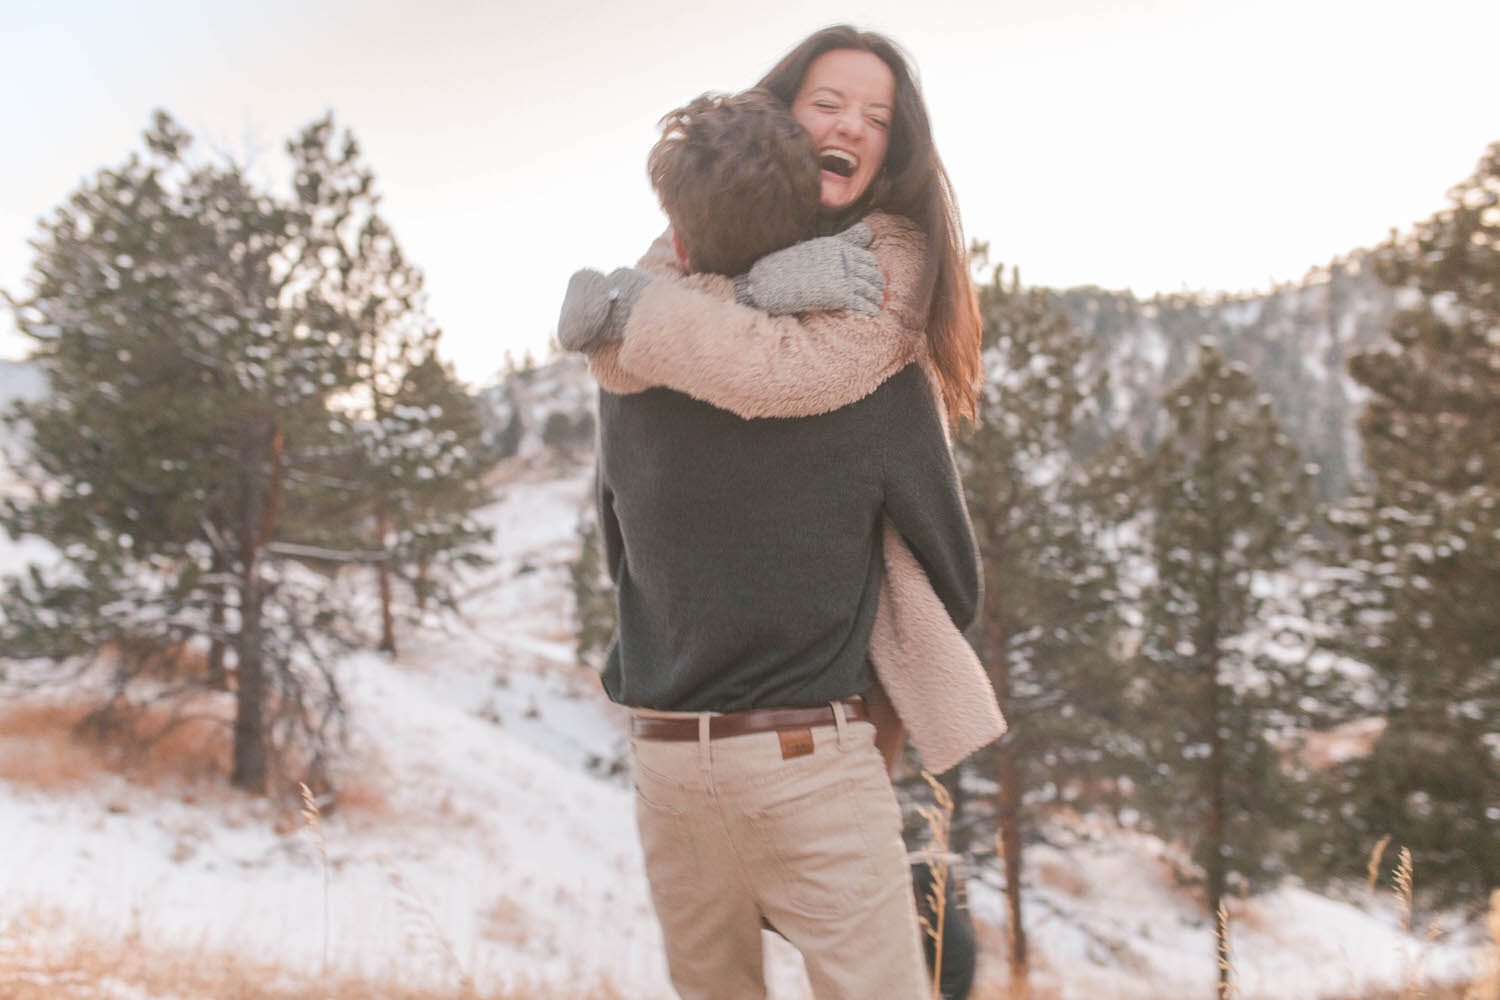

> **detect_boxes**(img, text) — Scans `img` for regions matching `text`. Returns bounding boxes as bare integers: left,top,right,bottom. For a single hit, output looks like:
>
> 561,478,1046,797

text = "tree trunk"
416,556,430,614
207,592,228,690
1201,404,1231,1000
998,736,1027,981
207,549,228,690
1207,664,1229,1000
986,608,1027,981
1323,262,1352,499
942,765,969,857
376,498,395,655
229,422,280,794
230,561,268,793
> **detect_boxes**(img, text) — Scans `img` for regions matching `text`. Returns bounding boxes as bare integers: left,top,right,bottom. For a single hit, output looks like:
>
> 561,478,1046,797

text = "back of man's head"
648,90,820,277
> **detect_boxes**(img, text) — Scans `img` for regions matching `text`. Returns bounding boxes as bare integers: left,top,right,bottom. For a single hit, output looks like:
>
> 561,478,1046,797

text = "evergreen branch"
263,541,391,563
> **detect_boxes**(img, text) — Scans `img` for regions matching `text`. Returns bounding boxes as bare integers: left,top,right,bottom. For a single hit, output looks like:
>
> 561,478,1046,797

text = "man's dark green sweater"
597,363,980,713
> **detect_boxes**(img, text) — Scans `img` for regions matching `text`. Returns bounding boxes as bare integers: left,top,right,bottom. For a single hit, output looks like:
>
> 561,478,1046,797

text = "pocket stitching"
633,780,686,816
634,784,700,901
751,777,882,916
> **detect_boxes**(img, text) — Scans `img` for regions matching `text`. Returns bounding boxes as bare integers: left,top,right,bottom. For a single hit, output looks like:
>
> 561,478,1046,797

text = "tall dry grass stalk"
1394,848,1416,935
1389,845,1450,1000
916,771,955,1000
1216,901,1239,1000
381,856,477,997
1369,834,1393,893
299,781,331,995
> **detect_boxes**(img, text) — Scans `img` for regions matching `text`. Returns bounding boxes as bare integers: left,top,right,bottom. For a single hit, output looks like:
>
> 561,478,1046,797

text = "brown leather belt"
631,698,867,742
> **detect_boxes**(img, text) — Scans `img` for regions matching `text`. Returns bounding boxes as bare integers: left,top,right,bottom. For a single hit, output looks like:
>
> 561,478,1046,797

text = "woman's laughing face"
790,49,895,212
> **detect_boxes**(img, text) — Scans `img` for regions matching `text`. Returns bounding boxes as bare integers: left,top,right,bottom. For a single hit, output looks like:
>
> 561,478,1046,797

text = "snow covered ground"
964,819,1478,998
0,361,1487,998
0,461,819,998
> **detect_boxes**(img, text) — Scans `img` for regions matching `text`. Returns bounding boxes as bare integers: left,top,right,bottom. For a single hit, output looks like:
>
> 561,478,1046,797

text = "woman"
564,24,1001,776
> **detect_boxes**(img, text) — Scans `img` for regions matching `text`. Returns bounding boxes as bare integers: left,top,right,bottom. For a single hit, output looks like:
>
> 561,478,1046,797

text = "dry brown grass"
915,771,955,1000
1217,900,1239,1000
1225,898,1272,935
1321,983,1472,1000
1301,717,1385,770
0,937,635,1000
1035,859,1089,899
98,636,218,686
5,701,1491,1000
1313,843,1489,1000
0,695,391,828
969,972,1065,1000
0,697,231,791
478,895,531,949
319,764,392,821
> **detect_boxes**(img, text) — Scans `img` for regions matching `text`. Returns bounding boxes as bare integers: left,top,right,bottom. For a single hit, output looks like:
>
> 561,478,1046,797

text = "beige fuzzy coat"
588,212,1005,774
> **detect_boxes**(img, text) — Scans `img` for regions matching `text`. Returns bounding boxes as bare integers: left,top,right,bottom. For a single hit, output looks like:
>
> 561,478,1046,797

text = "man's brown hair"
648,90,819,277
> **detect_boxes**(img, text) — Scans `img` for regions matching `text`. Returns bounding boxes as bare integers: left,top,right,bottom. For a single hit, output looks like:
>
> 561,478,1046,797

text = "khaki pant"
630,706,928,1000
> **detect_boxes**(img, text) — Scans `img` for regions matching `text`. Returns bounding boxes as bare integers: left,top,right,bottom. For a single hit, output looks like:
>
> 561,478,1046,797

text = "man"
597,361,977,1000
566,92,982,999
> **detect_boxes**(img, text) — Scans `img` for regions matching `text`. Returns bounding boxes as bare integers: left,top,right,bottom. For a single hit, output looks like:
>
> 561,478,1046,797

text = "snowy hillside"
0,357,1486,999
0,359,42,405
0,359,43,493
0,458,666,995
0,428,815,998
0,359,52,573
479,355,597,467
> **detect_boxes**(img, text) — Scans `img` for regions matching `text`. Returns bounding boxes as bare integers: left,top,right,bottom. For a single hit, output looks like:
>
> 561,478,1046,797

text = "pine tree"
380,352,497,624
1133,342,1321,997
954,264,1137,979
570,508,617,669
1316,141,1500,906
0,112,363,794
283,116,495,655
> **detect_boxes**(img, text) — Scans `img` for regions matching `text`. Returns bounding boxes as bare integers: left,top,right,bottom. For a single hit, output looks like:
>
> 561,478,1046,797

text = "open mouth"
820,149,857,179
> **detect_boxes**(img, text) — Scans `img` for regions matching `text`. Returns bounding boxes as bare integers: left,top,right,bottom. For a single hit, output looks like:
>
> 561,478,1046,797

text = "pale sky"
3,0,1497,385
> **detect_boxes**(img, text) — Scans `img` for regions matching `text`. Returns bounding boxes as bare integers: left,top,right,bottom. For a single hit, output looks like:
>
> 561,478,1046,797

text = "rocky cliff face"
1056,252,1399,499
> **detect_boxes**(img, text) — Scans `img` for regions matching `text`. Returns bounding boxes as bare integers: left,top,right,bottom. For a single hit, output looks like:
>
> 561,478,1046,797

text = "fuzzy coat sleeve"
588,212,927,419
587,229,690,396
872,518,1006,774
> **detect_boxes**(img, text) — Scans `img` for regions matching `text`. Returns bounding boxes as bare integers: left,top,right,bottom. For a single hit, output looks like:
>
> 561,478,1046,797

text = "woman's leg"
868,673,978,999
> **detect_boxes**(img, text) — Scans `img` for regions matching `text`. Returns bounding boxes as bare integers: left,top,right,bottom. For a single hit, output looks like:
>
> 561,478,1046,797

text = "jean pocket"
633,779,701,902
748,776,883,917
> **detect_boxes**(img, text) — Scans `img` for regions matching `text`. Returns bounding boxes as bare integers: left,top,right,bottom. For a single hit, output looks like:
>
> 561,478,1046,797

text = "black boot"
912,859,977,1000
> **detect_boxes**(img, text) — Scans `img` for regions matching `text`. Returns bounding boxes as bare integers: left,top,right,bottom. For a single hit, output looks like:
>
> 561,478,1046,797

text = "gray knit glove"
556,267,653,353
733,223,885,316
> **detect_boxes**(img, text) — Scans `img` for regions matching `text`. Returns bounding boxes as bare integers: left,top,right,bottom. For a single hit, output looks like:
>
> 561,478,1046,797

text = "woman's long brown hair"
756,25,983,423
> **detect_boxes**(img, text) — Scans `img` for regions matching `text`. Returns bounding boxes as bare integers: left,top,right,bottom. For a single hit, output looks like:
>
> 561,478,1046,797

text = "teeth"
820,148,858,170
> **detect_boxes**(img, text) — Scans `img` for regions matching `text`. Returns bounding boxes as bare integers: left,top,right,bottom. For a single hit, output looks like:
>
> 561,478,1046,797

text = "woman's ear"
672,230,689,268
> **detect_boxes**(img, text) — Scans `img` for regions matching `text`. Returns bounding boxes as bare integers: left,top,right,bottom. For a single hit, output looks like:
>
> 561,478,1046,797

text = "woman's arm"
591,213,928,419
